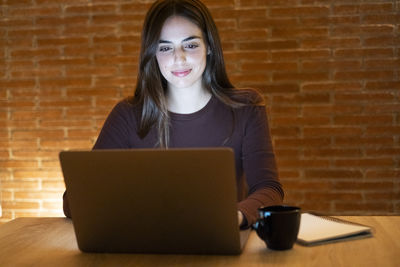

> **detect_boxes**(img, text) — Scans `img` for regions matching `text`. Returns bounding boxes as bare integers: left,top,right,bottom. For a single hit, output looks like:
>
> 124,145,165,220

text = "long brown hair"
131,0,262,147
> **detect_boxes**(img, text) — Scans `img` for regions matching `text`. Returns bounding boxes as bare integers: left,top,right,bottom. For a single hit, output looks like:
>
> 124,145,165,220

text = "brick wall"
1,0,399,223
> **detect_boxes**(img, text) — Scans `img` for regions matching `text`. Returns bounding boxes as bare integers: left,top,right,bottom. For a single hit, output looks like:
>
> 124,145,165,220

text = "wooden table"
0,216,399,266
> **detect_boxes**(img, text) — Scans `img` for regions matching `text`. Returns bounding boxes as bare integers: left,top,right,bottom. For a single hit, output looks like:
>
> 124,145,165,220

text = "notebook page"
298,213,371,243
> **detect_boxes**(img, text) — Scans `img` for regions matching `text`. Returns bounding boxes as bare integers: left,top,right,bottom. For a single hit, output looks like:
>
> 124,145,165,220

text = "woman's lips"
171,69,192,77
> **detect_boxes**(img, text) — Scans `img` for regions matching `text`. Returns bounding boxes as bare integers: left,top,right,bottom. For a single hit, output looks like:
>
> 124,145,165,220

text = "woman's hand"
237,210,244,226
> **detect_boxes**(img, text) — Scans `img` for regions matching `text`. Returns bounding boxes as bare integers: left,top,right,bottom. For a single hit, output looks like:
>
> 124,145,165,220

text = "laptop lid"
59,148,250,254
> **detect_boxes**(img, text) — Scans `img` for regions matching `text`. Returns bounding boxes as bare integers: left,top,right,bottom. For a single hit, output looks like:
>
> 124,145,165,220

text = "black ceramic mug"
253,205,301,250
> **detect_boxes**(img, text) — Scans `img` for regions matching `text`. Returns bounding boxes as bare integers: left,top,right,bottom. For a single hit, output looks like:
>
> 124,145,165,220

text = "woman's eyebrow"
158,35,202,44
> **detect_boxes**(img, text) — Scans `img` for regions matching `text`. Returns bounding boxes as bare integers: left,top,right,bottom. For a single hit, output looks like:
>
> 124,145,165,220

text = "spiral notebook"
297,213,373,246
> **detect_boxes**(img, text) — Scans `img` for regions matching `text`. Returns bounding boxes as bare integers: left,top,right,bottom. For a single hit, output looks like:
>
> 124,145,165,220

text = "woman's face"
156,16,207,92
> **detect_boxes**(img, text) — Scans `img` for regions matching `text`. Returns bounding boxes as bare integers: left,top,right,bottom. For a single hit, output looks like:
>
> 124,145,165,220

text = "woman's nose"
174,48,186,63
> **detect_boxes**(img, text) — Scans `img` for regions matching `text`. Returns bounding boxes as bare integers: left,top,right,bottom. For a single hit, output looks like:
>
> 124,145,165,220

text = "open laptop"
59,148,250,254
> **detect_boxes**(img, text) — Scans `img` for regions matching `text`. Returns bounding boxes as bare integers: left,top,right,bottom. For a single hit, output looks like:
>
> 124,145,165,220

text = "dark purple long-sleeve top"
63,92,284,227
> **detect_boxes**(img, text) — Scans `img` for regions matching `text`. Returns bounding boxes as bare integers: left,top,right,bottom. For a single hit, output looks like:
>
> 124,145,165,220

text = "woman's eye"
159,46,172,52
185,43,199,49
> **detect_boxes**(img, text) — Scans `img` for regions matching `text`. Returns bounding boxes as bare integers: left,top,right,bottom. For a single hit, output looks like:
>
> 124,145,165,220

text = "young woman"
63,0,284,228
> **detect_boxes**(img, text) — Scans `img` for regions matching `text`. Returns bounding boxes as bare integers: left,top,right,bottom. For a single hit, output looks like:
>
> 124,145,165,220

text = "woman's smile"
171,69,192,77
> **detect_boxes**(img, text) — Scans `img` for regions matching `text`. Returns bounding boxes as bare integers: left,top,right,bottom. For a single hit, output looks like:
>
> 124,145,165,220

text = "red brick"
299,202,332,213
365,170,400,179
0,19,32,27
335,158,394,168
8,28,60,38
12,150,58,159
2,180,40,190
241,62,298,72
65,66,118,76
272,93,330,104
8,6,61,16
365,126,400,136
364,36,400,47
65,108,109,119
333,4,360,15
35,16,89,26
220,29,268,41
237,0,297,7
275,149,300,158
119,3,152,13
272,116,330,126
42,180,65,190
230,73,271,84
2,201,40,210
257,83,299,94
224,51,270,62
12,130,64,140
302,82,363,92
302,60,361,71
12,110,63,120
11,68,63,79
0,160,38,168
334,202,393,214
63,25,116,36
334,48,393,58
41,159,60,169
334,70,393,81
363,13,400,24
360,3,394,13
15,191,62,200
272,50,330,61
0,79,35,88
211,9,266,20
364,192,400,201
41,201,63,210
334,115,393,125
38,58,91,67
40,139,93,150
302,15,360,25
372,79,400,91
275,137,331,148
304,126,363,137
4,0,32,5
365,59,400,70
366,148,400,156
364,104,400,113
273,72,329,82
305,192,363,201
335,137,394,147
37,37,89,47
334,181,394,190
239,40,298,50
65,4,116,14
11,48,61,59
277,159,330,169
304,148,362,158
2,101,36,108
272,27,328,38
270,7,330,17
93,55,136,65
39,99,92,108
335,92,396,102
305,170,363,179
301,38,360,49
39,77,92,89
239,18,297,29
282,178,317,189
270,127,300,137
